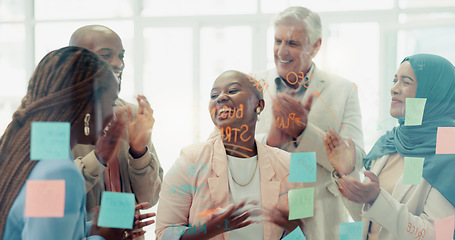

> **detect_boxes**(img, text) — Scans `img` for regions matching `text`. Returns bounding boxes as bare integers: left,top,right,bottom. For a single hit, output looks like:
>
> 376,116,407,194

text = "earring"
84,113,90,136
256,107,261,114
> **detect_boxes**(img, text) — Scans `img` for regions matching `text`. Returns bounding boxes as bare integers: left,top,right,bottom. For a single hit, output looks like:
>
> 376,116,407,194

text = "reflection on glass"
399,0,455,8
143,27,193,171
0,0,25,21
199,26,252,141
397,26,455,64
35,21,135,100
142,0,256,16
0,24,26,134
261,0,393,13
35,0,133,20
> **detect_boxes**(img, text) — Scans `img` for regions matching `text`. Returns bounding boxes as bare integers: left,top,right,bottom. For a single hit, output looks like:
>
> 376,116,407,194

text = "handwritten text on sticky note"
288,187,314,220
25,180,65,217
98,191,135,229
289,152,316,183
31,122,70,160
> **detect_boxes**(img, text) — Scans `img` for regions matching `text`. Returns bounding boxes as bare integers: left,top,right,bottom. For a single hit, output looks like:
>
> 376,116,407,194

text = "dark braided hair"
0,46,115,236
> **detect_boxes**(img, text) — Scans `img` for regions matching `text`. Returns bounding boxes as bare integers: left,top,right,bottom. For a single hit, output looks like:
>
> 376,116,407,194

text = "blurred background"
1,0,454,238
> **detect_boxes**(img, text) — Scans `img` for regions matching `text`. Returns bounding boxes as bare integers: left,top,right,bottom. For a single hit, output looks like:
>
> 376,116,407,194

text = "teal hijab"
363,54,455,207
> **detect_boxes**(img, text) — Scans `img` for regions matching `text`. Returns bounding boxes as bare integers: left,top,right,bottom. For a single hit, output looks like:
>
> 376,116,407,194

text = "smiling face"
390,61,418,118
274,22,321,85
209,71,263,129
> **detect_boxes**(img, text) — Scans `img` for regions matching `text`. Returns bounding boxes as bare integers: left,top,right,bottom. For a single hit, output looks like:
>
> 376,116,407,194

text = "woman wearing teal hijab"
323,54,455,239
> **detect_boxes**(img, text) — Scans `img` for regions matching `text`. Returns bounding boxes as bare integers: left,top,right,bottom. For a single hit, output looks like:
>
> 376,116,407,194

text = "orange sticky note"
25,180,65,217
436,127,455,154
435,215,454,240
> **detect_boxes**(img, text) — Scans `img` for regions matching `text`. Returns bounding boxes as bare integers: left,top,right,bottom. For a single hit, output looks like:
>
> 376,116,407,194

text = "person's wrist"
129,146,147,158
94,150,107,167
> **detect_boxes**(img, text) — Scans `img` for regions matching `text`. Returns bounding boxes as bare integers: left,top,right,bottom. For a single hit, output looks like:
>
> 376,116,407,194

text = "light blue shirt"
2,159,104,240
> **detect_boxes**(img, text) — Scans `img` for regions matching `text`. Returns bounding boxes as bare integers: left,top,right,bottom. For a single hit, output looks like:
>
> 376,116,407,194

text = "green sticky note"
405,98,426,126
30,122,71,160
340,221,363,240
283,226,306,240
98,192,135,229
288,187,314,220
289,152,316,183
403,157,424,185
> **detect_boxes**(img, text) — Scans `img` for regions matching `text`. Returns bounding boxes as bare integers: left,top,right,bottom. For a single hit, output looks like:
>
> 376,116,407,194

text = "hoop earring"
84,113,90,136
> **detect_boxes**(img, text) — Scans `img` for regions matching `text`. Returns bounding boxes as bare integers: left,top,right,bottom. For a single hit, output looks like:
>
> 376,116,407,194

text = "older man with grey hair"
255,6,365,239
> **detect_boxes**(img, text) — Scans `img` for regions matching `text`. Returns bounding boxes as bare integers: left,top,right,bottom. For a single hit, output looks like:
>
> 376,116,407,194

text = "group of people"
0,5,454,240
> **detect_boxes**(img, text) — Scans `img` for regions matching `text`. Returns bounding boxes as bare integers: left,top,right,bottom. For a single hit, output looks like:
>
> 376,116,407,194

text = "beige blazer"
73,98,163,215
347,155,455,240
254,66,365,239
155,137,309,240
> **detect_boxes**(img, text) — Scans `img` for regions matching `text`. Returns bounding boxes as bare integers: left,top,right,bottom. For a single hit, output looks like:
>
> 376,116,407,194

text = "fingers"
135,202,151,211
303,94,313,111
364,171,379,184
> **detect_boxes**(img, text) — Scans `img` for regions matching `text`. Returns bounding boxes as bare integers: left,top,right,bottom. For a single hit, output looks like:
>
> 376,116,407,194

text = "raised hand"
94,107,128,165
322,128,356,176
338,171,380,205
273,93,312,138
123,202,156,239
128,95,155,157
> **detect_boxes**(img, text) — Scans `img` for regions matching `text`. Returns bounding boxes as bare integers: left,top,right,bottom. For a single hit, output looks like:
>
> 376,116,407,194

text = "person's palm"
323,129,355,176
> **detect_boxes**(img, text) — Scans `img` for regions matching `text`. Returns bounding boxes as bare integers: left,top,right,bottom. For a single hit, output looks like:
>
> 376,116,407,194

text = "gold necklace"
230,159,258,187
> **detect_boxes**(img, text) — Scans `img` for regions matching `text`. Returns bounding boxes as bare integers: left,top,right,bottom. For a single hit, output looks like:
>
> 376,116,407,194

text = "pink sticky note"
435,215,454,240
436,127,455,154
25,180,65,217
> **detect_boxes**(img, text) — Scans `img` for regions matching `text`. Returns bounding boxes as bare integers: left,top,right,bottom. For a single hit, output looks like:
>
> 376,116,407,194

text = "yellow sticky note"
288,187,314,220
403,157,424,185
25,180,65,217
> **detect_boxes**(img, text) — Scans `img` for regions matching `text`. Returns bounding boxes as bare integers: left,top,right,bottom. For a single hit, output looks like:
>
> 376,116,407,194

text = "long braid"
0,46,114,237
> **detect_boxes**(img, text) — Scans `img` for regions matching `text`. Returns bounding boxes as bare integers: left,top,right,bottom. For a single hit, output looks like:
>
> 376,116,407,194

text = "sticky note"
98,191,135,229
435,215,455,240
289,152,316,183
31,122,70,160
405,98,426,126
25,180,65,217
403,157,424,185
436,127,455,154
288,187,314,220
340,221,363,240
283,227,306,240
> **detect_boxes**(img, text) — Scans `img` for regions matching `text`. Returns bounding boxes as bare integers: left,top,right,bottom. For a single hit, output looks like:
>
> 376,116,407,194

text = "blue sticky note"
403,157,424,185
288,187,314,220
30,122,70,160
405,98,426,126
98,192,135,229
340,221,363,240
289,152,316,183
283,227,306,240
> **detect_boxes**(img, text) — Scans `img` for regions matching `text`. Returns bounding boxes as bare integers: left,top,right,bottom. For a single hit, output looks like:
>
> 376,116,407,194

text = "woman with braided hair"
0,46,153,240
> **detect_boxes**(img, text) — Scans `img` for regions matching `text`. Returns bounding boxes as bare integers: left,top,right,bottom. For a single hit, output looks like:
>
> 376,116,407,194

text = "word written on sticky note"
25,180,65,218
283,227,306,240
98,192,135,229
31,122,70,160
435,215,454,240
340,221,363,240
403,157,424,185
436,127,455,154
289,152,316,183
288,187,314,220
405,98,427,126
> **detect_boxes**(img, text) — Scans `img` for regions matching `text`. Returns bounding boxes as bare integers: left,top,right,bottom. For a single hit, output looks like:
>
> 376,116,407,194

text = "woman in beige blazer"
323,54,455,239
155,70,308,240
